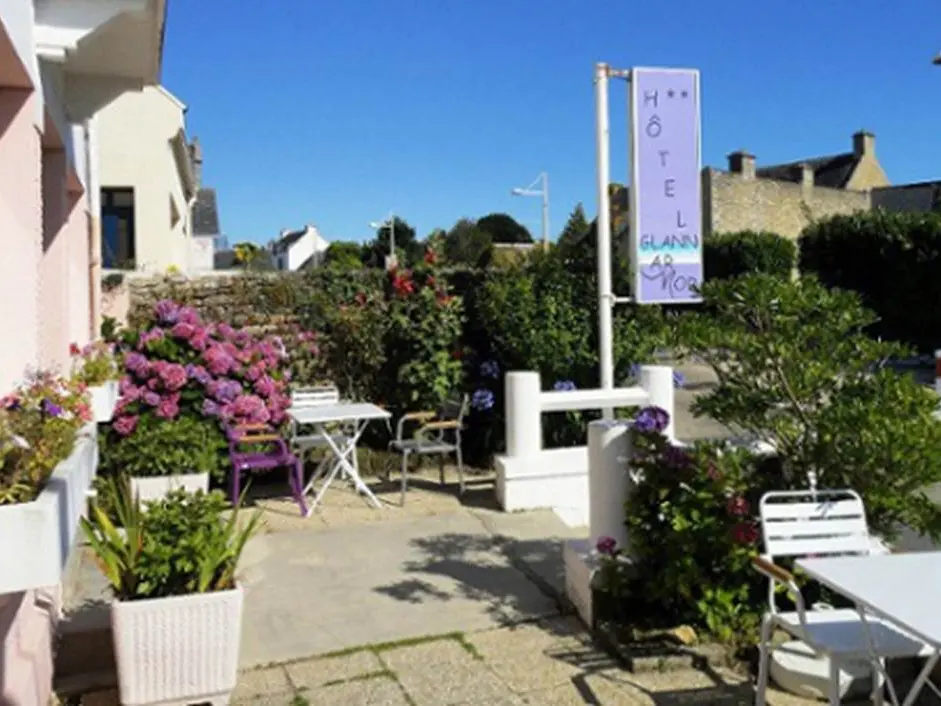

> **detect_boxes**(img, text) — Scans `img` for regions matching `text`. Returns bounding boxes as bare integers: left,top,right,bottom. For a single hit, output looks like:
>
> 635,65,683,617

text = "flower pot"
89,379,119,423
0,423,98,594
129,472,210,504
111,585,243,706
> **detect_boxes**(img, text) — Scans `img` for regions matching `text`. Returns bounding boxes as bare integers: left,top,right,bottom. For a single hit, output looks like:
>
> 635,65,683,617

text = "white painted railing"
495,366,675,525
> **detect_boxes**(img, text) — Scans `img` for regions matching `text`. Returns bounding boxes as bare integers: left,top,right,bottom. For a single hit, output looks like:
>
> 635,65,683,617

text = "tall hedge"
799,210,941,351
703,230,796,280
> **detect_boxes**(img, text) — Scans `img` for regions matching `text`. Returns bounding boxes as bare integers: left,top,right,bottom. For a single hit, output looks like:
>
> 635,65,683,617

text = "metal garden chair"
753,489,936,705
227,423,308,517
388,394,468,505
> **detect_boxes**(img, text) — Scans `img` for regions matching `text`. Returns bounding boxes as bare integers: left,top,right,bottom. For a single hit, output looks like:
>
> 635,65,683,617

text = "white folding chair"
754,489,937,705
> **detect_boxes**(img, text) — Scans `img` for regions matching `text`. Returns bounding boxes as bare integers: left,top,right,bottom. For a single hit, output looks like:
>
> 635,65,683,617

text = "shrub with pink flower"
109,299,309,440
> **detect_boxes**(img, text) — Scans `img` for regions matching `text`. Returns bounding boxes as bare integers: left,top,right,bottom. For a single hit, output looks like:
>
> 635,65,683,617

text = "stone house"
702,130,887,239
598,131,899,254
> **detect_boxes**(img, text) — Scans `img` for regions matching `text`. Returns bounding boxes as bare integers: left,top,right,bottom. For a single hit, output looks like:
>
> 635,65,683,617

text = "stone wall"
704,169,871,240
872,182,941,213
124,272,306,336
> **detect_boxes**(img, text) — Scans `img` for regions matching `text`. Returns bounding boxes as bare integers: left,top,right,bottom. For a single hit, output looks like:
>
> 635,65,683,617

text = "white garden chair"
289,386,358,475
753,489,938,705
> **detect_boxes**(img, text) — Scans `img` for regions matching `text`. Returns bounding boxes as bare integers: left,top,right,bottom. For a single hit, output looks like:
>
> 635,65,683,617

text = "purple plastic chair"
227,423,309,517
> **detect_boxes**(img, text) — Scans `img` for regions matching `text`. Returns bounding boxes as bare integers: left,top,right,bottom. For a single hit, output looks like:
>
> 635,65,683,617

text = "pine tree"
558,203,589,246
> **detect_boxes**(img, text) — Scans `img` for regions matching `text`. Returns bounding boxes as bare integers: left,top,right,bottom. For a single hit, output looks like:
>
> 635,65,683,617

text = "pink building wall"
0,86,41,393
0,24,93,706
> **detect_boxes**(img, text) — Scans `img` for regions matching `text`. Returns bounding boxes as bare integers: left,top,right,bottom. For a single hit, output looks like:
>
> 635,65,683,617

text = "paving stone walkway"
81,615,815,705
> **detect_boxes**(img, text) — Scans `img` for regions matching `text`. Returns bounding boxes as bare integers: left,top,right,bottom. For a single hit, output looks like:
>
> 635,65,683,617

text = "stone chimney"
791,162,814,190
728,150,756,179
853,130,875,158
188,137,203,188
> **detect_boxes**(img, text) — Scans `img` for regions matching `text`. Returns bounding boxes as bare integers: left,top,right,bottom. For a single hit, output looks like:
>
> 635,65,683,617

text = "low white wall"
495,366,674,525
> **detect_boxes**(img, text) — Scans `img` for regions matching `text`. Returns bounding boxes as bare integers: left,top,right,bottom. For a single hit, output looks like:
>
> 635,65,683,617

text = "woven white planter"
89,379,119,423
129,473,210,504
0,423,98,594
112,586,243,706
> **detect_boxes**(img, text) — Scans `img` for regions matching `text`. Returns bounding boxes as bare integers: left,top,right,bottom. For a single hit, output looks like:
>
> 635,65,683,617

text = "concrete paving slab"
379,639,506,706
284,650,385,690
302,675,410,706
465,616,594,694
238,511,559,667
231,665,293,703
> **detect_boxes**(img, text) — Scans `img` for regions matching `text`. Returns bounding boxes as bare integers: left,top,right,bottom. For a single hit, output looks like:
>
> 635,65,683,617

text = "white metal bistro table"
798,553,941,706
288,402,391,510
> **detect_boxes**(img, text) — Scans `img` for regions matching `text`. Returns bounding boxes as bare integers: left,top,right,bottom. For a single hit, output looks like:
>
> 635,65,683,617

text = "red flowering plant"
594,405,767,650
0,371,91,505
381,250,464,411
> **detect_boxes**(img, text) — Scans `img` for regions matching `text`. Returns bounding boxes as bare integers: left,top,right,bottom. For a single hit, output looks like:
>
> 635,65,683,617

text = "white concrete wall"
0,0,42,121
96,84,190,273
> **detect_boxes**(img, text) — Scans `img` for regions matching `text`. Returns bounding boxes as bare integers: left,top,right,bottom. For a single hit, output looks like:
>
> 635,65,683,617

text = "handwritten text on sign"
630,68,702,304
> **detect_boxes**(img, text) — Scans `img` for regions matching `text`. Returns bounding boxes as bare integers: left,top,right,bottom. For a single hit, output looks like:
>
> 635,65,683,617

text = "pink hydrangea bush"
112,299,308,438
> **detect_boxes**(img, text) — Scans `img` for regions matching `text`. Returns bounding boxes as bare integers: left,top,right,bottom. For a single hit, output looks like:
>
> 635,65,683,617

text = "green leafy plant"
81,480,262,601
70,340,119,386
703,230,796,281
0,371,91,505
799,209,941,351
676,273,941,541
99,414,227,481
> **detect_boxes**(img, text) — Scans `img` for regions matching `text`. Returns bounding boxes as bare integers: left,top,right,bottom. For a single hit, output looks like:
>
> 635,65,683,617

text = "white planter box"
129,473,210,504
0,423,98,594
89,379,118,423
112,586,243,706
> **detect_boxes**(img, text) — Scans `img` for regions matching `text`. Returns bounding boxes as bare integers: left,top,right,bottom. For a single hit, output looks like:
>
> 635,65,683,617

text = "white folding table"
288,402,391,510
798,553,941,706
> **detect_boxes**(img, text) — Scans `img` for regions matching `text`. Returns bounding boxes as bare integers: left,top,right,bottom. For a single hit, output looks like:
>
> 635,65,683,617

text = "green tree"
443,218,493,267
477,213,532,244
362,217,422,268
557,203,589,247
677,274,941,540
323,241,365,270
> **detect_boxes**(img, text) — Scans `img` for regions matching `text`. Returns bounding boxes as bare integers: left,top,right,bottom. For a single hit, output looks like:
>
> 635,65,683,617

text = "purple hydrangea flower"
633,406,670,434
471,389,495,411
553,380,577,392
143,391,161,407
186,364,212,385
124,352,149,375
596,536,617,556
154,299,180,325
202,399,221,417
480,360,500,379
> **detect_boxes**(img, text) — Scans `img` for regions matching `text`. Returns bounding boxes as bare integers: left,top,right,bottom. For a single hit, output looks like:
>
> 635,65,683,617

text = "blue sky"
163,1,941,246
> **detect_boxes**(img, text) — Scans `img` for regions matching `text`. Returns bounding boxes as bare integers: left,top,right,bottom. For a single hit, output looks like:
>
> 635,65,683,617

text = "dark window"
101,187,135,269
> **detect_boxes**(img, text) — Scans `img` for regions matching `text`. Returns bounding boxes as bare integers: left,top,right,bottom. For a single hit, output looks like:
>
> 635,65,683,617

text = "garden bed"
594,620,731,673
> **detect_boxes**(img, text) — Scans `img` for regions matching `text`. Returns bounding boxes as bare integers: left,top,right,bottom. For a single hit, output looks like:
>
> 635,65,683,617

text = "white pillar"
505,371,542,458
639,365,675,441
588,419,630,551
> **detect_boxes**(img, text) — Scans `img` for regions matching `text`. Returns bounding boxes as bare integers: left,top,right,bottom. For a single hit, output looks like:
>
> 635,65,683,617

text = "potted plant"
71,340,120,422
0,371,96,593
101,414,226,503
82,481,261,706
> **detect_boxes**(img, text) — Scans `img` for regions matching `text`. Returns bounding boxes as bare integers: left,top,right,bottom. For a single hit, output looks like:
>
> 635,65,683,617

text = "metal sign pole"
594,62,614,419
